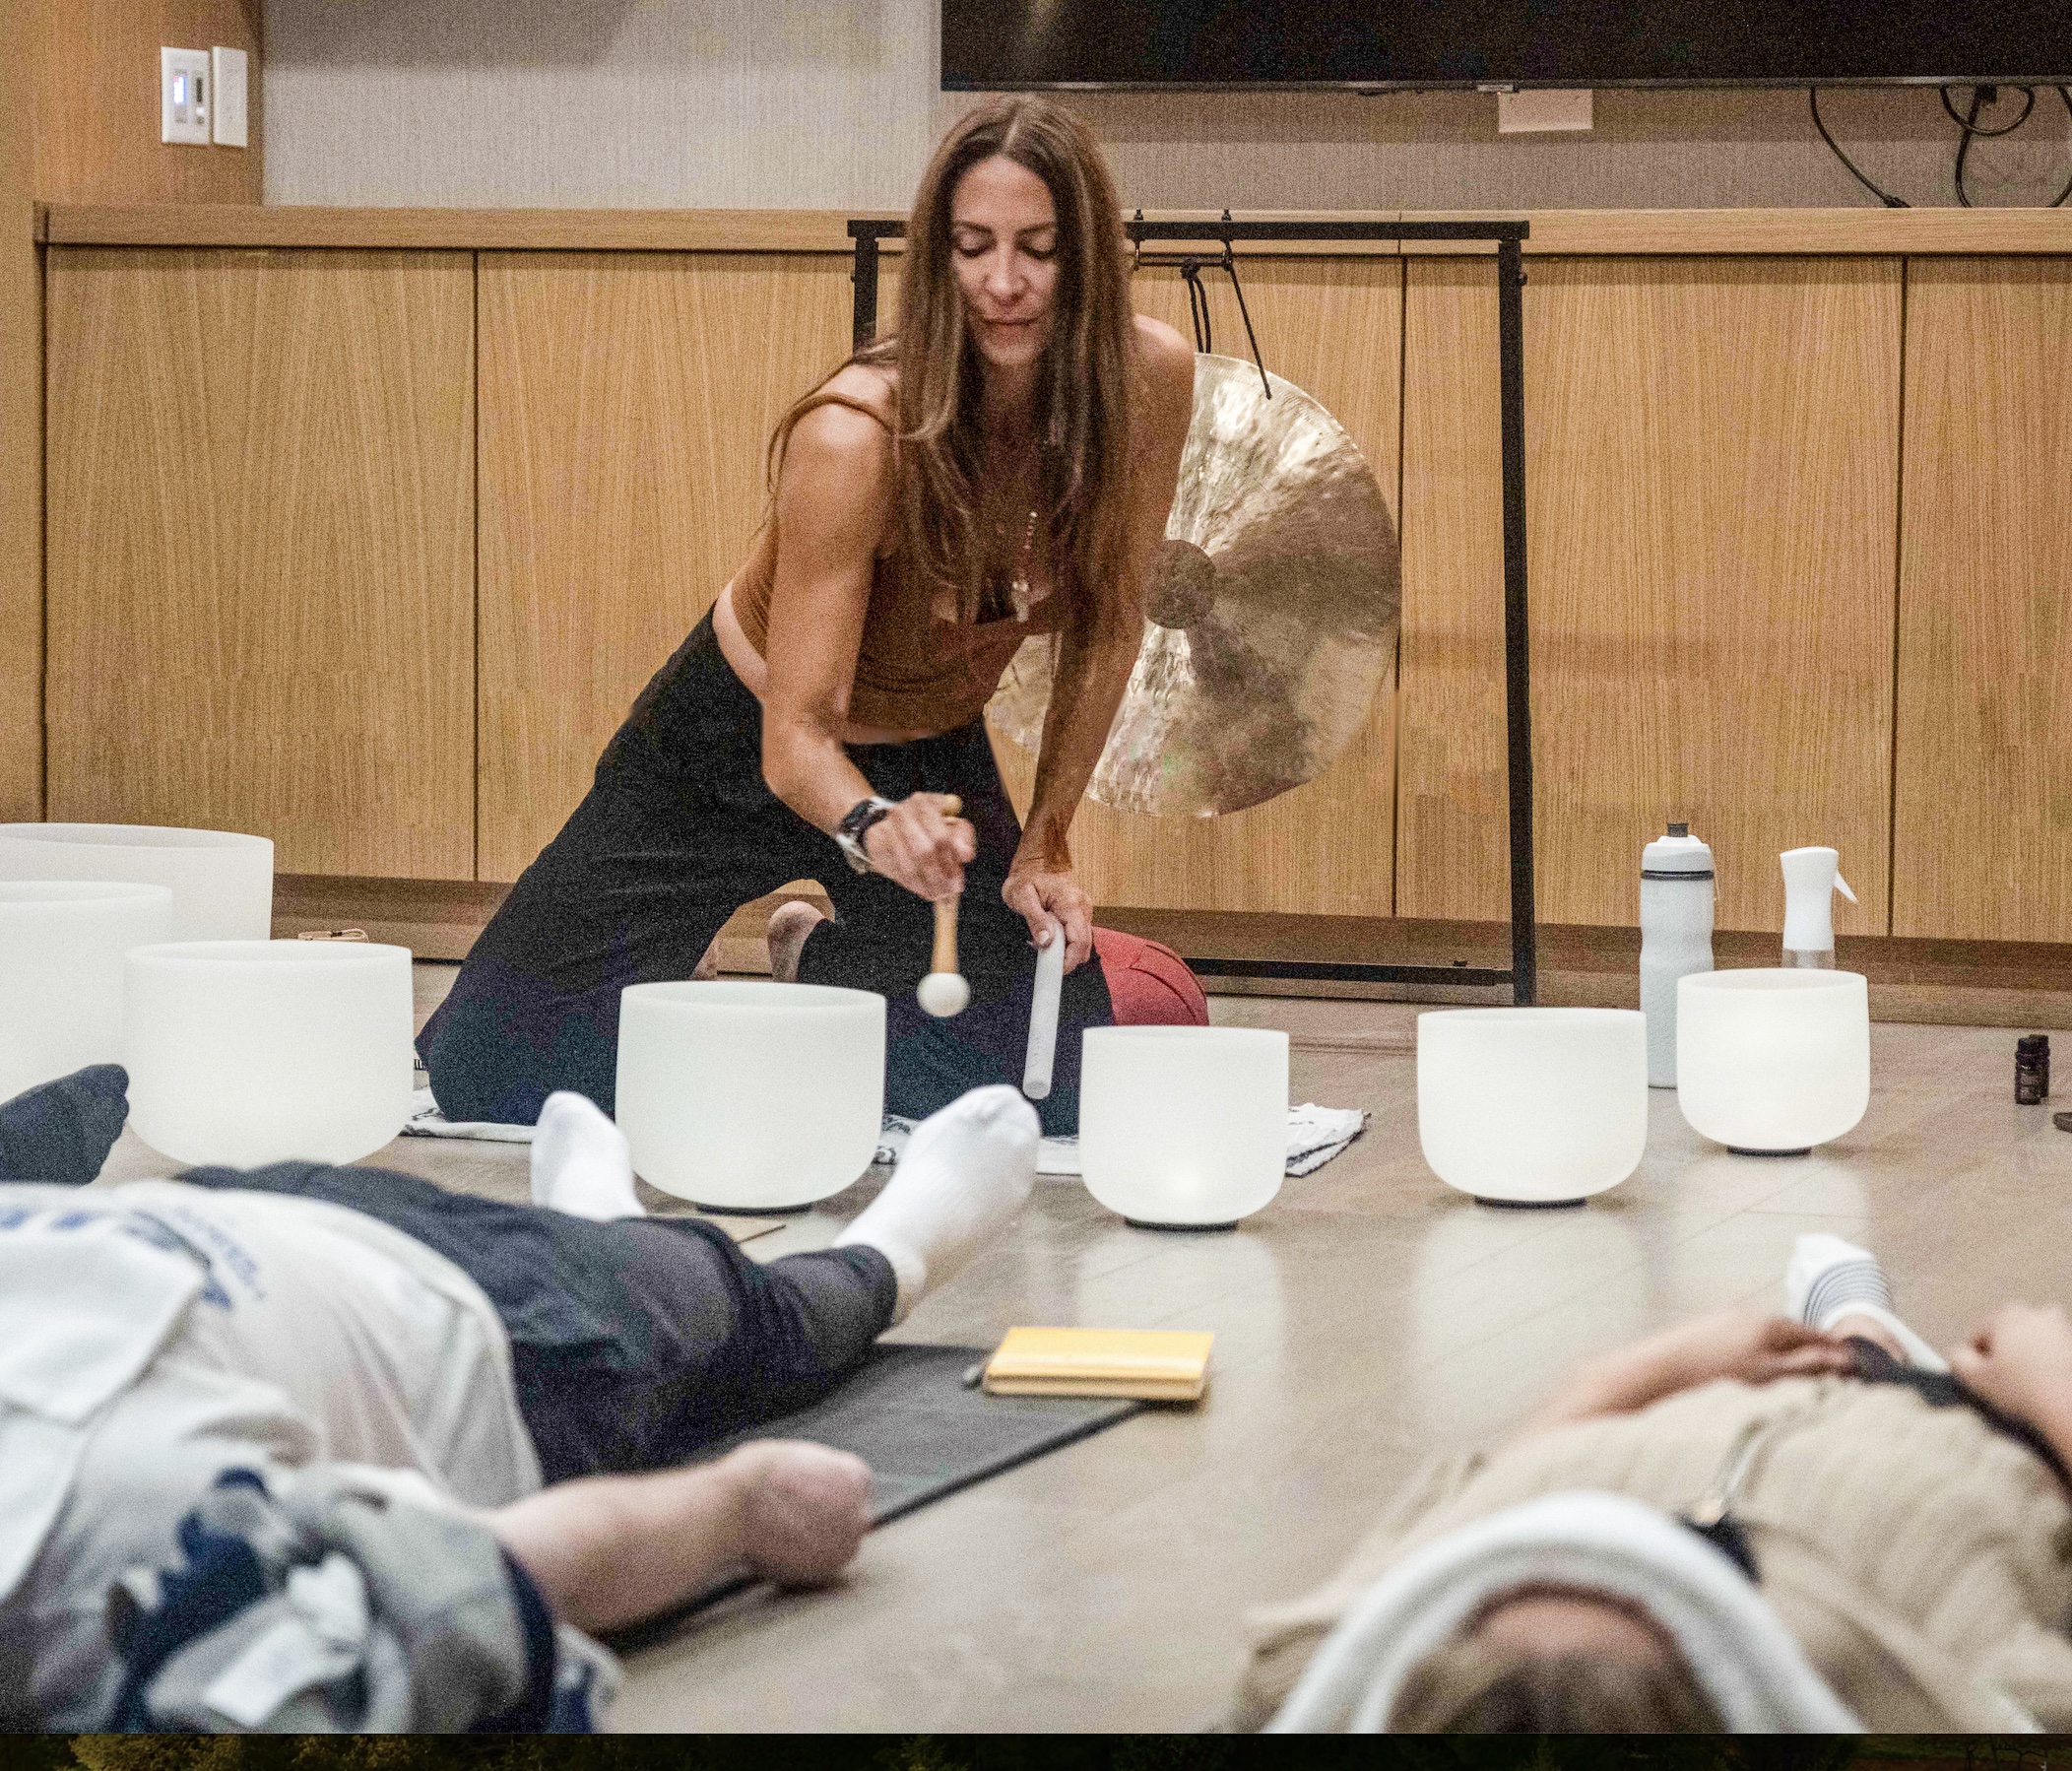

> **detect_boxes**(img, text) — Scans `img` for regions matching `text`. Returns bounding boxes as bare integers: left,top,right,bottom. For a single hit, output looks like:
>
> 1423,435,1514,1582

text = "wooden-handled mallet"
917,796,971,1018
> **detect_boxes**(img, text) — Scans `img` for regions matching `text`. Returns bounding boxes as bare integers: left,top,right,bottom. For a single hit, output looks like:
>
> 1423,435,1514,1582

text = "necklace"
1004,505,1038,622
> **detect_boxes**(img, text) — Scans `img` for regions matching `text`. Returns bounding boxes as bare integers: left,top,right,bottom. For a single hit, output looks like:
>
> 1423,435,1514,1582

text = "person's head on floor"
1270,1491,1859,1734
1390,1582,1721,1732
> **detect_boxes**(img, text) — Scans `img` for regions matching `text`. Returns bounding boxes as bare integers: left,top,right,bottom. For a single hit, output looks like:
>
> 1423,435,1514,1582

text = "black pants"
177,1161,898,1486
420,613,1111,1137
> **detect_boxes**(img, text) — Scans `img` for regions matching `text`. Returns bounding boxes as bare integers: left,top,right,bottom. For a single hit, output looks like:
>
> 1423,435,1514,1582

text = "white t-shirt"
0,1181,542,1728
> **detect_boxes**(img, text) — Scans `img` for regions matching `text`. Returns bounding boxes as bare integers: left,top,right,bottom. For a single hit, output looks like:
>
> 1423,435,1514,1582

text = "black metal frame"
847,216,1537,1004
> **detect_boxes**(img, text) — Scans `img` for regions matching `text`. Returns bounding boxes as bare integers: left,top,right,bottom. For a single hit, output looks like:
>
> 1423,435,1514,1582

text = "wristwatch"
833,796,897,874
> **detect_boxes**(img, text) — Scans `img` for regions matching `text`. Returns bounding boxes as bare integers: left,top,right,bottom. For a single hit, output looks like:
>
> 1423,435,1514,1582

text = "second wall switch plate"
162,45,210,145
1497,89,1594,134
212,46,249,147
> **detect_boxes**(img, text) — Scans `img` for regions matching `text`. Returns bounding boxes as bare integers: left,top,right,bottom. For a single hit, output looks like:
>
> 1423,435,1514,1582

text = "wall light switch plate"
162,45,210,145
1497,89,1593,134
212,46,249,147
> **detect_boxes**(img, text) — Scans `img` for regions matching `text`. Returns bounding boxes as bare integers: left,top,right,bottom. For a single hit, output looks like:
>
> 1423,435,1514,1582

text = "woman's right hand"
861,792,976,901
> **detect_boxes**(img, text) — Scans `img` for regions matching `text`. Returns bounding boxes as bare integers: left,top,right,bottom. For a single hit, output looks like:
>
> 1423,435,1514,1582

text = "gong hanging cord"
1217,234,1273,401
1179,257,1214,354
1132,210,1272,400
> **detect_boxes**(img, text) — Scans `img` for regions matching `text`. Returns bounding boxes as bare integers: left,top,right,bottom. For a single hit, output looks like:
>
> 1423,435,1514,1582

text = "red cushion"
1093,927,1208,1026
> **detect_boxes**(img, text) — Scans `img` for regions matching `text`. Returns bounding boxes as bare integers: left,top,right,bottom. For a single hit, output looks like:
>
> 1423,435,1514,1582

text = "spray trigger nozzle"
1835,873,1856,904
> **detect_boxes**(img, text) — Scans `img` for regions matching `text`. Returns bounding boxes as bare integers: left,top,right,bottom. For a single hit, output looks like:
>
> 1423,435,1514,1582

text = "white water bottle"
1640,822,1715,1088
1781,846,1856,968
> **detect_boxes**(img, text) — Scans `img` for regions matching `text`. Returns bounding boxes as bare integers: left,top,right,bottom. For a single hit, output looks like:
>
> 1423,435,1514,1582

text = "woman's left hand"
1003,857,1094,972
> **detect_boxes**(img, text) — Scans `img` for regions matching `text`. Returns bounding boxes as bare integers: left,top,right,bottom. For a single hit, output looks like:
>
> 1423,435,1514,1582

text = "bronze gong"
988,353,1401,817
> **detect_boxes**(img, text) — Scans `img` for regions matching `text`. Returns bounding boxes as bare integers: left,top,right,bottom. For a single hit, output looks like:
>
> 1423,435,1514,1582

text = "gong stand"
847,215,1538,1006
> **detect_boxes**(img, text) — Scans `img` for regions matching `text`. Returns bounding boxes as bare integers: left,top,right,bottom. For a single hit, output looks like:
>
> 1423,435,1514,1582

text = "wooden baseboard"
272,882,2072,1027
274,874,832,965
1099,908,2072,1028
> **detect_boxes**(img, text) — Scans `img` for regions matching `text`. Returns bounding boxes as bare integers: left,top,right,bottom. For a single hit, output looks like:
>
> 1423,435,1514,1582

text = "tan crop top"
731,393,1065,733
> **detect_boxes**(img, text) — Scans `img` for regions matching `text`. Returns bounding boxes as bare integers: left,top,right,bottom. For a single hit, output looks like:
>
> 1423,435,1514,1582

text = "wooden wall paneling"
989,256,1405,916
1397,255,1902,932
1894,258,2072,943
45,246,474,877
0,0,40,819
33,0,261,205
476,251,855,881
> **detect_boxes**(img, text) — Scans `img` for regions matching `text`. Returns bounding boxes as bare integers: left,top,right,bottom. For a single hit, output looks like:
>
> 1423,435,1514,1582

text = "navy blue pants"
419,613,1111,1137
176,1160,898,1485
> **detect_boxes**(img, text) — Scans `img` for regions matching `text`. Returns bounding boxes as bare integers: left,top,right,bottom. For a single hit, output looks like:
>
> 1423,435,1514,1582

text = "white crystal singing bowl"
1079,1026,1290,1227
616,981,886,1210
0,823,274,941
1676,968,1869,1154
1418,1007,1650,1204
124,941,415,1166
0,882,174,1101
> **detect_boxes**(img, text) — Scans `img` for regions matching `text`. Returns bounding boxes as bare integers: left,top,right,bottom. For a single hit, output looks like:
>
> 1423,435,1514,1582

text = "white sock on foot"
531,1090,644,1221
833,1084,1037,1323
1784,1231,1946,1372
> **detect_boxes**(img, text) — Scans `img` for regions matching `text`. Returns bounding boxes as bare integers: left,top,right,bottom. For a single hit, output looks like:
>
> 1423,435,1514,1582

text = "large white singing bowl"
124,941,415,1166
1677,968,1869,1154
0,882,174,1100
617,981,885,1210
1079,1026,1289,1228
1418,1008,1649,1205
0,823,273,940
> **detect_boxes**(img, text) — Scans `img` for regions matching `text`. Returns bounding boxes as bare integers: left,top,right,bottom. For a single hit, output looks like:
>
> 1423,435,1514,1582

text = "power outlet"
161,46,210,145
212,45,249,148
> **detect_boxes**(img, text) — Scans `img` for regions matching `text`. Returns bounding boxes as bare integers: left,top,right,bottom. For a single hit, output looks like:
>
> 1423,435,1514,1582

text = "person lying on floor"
0,1065,1040,1731
1237,1235,2072,1733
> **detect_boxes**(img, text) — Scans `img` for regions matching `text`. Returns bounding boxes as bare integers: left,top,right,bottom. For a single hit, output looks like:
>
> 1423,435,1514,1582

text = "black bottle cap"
2019,1034,2050,1054
1666,821,1689,837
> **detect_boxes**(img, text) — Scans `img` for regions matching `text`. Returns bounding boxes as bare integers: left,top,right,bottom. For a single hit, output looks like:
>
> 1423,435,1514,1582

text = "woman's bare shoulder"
786,362,897,474
1132,314,1197,434
1133,314,1196,382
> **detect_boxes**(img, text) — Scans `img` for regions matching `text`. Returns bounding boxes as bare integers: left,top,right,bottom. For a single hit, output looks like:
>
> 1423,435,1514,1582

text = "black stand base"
1726,1148,1812,1158
1474,1196,1586,1210
689,1201,816,1216
1123,1217,1240,1233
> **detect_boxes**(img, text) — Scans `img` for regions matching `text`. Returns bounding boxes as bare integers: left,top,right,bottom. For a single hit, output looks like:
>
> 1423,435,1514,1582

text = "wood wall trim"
0,0,41,818
40,204,2072,255
1402,208,2072,254
43,204,903,252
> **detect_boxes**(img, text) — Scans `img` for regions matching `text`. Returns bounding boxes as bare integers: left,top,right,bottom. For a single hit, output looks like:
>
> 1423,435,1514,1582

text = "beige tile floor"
89,967,2072,1731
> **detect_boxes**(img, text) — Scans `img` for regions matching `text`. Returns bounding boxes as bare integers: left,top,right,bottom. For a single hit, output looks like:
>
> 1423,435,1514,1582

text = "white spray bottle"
1781,846,1856,969
1640,822,1715,1088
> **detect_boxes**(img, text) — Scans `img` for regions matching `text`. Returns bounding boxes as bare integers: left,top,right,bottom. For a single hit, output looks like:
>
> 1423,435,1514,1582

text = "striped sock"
1784,1232,1947,1372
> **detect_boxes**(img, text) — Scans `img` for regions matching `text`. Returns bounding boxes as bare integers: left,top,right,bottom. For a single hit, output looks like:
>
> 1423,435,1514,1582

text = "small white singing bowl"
124,940,415,1166
1079,1026,1289,1229
0,823,273,941
616,980,885,1212
1676,968,1869,1155
0,882,174,1101
1417,1008,1649,1206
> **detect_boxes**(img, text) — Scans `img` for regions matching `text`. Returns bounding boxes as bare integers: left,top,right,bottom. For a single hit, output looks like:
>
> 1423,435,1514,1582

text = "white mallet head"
917,971,970,1017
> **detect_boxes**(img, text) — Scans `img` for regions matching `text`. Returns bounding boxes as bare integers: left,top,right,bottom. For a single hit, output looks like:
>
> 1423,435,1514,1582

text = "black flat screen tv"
940,0,2072,90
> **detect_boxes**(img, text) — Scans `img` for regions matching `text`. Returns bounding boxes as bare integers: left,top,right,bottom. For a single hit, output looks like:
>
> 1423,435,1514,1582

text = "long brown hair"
771,98,1138,631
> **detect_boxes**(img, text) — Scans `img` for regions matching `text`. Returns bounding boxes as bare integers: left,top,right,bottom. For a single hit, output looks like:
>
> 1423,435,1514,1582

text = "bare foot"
724,1441,872,1586
766,899,826,982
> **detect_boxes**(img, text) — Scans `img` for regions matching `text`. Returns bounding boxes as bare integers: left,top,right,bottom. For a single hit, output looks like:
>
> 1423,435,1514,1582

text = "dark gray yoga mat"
701,1342,1142,1525
609,1345,1141,1650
